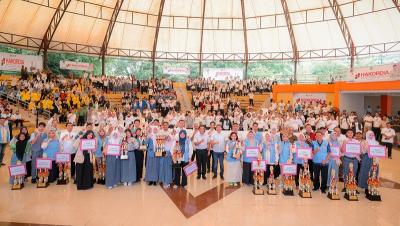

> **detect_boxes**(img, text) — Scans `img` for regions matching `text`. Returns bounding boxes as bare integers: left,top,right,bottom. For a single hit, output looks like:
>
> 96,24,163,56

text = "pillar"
380,95,392,115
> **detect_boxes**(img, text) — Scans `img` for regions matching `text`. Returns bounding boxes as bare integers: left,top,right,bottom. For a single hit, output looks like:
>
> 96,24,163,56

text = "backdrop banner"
293,93,326,102
60,60,94,71
347,63,400,82
203,68,244,81
0,52,43,72
162,66,190,75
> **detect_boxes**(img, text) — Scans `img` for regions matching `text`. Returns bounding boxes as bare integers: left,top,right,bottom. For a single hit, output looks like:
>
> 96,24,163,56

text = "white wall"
392,96,400,116
340,93,365,114
364,96,380,113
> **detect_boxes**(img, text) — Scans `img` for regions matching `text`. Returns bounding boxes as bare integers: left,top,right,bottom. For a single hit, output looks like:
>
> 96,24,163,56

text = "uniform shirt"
211,131,226,153
194,132,208,149
381,128,395,143
373,116,382,128
312,140,330,164
59,131,78,154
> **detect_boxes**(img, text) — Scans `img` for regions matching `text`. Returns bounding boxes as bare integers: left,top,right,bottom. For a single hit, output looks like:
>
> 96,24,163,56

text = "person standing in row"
225,132,242,186
75,130,95,190
242,131,259,185
105,130,122,189
134,128,145,182
173,130,192,189
210,125,225,179
358,131,378,193
381,123,395,159
120,129,137,186
60,122,78,180
158,135,174,188
145,127,160,185
194,125,209,180
0,117,10,167
29,122,47,183
41,128,60,183
311,131,330,193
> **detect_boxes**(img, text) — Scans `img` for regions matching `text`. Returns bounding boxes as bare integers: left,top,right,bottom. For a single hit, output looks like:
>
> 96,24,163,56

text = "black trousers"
70,153,76,179
242,162,254,185
307,159,314,179
295,163,305,187
173,162,189,186
207,150,214,172
263,164,280,185
382,142,393,157
313,163,328,191
372,127,381,142
249,99,254,106
134,150,144,182
48,161,59,183
191,150,197,162
196,149,208,176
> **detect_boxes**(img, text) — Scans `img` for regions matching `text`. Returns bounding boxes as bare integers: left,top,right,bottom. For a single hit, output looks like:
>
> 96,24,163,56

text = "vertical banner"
0,52,43,72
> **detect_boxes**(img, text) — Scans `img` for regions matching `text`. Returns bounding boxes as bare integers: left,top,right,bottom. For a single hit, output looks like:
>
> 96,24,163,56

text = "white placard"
330,146,340,158
183,161,198,176
36,158,52,169
56,153,71,163
281,164,297,175
8,165,27,176
347,63,400,82
60,60,94,71
106,144,121,156
80,139,96,151
345,143,361,154
0,52,43,72
296,147,313,159
368,145,386,158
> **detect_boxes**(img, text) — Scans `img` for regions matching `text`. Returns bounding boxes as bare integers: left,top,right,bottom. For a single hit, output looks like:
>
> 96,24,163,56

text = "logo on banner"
348,63,400,82
162,66,190,75
0,52,43,72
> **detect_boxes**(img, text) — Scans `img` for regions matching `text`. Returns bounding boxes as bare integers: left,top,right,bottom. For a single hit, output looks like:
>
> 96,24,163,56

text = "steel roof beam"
240,0,249,78
152,0,166,78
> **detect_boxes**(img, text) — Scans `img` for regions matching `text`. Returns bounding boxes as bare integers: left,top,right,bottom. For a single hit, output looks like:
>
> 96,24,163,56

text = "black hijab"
15,133,28,161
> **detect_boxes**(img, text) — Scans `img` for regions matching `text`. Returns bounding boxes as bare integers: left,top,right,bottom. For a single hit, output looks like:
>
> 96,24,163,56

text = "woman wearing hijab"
226,132,242,187
145,127,160,186
18,127,32,178
75,130,95,190
358,131,378,193
121,129,137,186
292,133,310,187
105,129,122,189
158,135,174,188
173,130,192,189
242,131,260,185
262,132,280,185
41,128,61,183
327,130,341,187
9,132,30,184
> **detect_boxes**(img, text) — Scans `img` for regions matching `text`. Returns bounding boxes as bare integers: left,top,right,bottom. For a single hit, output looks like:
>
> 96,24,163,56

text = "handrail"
0,90,52,119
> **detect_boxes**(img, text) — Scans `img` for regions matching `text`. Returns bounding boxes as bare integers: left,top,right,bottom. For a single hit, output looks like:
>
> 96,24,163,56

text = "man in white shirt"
209,125,226,179
363,112,373,133
59,122,78,178
372,113,382,141
381,123,395,159
194,125,209,179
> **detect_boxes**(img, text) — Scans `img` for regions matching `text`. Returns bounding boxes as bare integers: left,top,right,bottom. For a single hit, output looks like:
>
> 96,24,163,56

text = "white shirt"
211,131,226,153
381,128,395,143
194,132,209,149
373,117,382,128
59,131,78,154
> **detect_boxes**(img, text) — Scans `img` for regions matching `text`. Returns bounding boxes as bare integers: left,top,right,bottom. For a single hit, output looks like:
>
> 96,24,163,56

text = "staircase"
173,82,192,112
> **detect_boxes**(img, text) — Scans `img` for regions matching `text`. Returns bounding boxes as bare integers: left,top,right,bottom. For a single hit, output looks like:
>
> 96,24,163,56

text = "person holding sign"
29,122,47,183
327,131,341,188
311,131,331,193
293,134,311,187
358,131,379,193
41,128,61,183
105,130,122,189
60,122,78,180
9,133,30,184
145,127,161,186
158,134,174,188
225,132,242,187
75,130,95,190
278,134,292,165
261,132,280,185
120,129,137,186
341,129,361,188
173,130,193,189
242,131,260,185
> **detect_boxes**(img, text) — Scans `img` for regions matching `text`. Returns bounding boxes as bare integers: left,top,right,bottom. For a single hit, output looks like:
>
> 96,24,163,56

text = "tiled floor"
1,148,400,226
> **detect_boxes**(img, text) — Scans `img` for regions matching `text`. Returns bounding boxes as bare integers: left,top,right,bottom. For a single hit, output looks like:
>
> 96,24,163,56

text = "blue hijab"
179,130,187,154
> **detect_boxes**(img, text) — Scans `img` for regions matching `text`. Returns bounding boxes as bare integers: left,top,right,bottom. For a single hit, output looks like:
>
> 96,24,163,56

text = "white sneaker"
127,182,132,186
106,186,113,189
173,185,178,189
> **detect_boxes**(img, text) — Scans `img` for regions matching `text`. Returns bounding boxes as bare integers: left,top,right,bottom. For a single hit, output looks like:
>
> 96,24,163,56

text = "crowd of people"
1,78,398,194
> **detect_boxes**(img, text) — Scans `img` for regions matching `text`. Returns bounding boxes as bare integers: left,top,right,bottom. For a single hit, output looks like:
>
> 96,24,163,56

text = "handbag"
73,150,84,164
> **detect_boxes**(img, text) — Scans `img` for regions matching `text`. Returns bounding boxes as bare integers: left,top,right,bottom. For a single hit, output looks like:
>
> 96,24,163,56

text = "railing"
0,90,52,119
